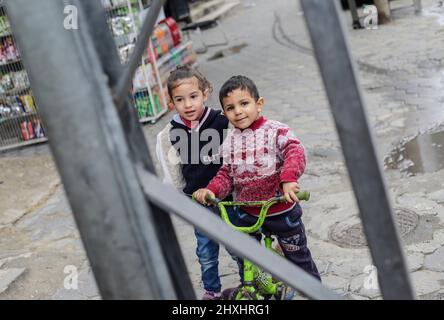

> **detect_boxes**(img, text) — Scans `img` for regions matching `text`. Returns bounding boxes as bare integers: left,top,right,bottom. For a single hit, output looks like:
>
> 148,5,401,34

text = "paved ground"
1,0,444,299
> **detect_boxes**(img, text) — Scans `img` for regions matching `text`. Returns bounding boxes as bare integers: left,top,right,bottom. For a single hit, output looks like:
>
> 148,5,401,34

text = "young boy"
156,66,237,300
194,75,321,283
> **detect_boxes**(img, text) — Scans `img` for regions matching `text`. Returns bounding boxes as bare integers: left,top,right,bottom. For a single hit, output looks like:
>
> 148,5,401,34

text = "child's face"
170,77,208,121
222,89,264,129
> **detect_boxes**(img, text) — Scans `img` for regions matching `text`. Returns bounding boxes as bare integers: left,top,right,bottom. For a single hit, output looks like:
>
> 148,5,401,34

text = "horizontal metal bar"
137,166,343,300
300,0,415,300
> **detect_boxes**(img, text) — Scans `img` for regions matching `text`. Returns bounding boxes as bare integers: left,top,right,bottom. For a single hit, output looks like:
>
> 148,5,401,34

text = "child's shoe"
276,285,297,300
283,286,297,300
273,241,284,256
202,290,221,300
221,286,240,300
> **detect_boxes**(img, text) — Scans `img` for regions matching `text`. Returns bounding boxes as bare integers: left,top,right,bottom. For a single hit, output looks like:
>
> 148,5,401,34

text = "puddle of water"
423,4,444,26
385,128,444,175
207,43,248,61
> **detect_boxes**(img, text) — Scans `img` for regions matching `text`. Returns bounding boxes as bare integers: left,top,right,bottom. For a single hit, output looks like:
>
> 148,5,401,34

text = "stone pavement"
1,0,444,299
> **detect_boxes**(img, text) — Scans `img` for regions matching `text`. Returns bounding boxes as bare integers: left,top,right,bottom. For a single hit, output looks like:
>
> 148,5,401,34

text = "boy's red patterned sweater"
207,116,306,216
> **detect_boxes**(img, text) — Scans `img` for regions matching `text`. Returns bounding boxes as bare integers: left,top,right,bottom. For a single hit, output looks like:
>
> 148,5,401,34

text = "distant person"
156,65,238,300
193,75,321,297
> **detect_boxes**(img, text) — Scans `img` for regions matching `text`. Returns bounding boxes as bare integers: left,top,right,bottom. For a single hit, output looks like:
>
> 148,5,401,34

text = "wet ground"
1,0,444,299
385,124,444,175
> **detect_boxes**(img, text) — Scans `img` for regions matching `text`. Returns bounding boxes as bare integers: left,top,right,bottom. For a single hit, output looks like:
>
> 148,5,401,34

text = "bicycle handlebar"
205,191,310,206
203,191,310,234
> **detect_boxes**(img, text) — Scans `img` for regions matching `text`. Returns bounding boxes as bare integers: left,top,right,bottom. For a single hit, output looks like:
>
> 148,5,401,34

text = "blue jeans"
195,205,241,293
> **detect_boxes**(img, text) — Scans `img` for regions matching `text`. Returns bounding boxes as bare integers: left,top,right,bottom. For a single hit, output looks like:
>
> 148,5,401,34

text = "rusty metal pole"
374,0,392,24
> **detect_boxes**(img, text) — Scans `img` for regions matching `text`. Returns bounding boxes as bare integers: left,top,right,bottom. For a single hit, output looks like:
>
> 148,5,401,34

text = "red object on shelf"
27,120,35,139
147,44,158,64
153,26,165,57
159,23,174,54
161,17,181,47
20,121,29,141
147,18,181,64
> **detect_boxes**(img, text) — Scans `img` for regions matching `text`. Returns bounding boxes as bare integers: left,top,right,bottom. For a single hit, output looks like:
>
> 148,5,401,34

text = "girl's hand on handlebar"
282,182,300,203
193,188,215,206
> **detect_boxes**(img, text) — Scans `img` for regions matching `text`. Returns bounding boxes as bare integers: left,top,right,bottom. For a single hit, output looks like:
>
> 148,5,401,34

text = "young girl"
156,65,236,300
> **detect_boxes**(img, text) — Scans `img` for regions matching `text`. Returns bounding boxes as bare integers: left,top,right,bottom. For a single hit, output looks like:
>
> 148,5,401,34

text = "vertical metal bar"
6,0,176,299
133,0,157,120
347,0,361,29
0,120,5,147
140,60,157,119
80,0,195,299
300,0,415,299
12,118,19,143
1,118,8,146
126,0,138,32
7,117,15,143
135,0,158,119
149,39,169,114
413,0,422,13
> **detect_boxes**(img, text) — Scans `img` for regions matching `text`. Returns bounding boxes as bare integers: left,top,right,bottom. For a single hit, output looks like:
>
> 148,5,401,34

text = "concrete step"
190,0,240,23
190,0,226,22
196,1,240,23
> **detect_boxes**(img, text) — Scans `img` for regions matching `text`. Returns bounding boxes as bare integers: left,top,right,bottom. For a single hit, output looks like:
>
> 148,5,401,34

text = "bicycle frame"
204,191,310,300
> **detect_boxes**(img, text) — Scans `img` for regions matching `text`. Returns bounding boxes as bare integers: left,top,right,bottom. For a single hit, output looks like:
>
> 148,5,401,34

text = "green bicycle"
204,191,310,300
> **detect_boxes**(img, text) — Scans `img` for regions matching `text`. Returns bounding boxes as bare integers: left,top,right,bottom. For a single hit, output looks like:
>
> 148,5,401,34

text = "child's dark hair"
219,75,260,108
167,65,213,99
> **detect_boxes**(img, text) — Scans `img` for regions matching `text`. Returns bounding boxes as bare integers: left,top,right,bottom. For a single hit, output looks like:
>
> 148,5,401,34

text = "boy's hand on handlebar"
282,182,300,203
193,188,215,206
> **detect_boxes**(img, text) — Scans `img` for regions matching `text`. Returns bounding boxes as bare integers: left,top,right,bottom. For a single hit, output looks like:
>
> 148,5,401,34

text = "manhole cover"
330,208,419,248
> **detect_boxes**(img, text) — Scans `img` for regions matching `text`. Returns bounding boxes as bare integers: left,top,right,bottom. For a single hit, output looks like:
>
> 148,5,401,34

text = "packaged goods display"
105,0,197,123
1,0,198,149
0,5,45,148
